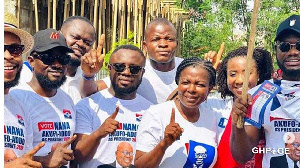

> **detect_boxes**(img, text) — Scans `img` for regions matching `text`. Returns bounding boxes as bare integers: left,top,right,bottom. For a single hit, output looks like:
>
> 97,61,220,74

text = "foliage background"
178,0,300,69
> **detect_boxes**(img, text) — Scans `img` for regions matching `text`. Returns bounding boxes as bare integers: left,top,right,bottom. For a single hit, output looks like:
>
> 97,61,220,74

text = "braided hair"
217,46,274,99
175,57,216,87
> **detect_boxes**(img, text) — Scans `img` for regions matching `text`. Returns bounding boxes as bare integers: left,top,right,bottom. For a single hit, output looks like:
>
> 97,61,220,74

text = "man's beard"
68,58,81,67
112,78,142,95
35,72,67,89
277,58,300,78
4,67,21,89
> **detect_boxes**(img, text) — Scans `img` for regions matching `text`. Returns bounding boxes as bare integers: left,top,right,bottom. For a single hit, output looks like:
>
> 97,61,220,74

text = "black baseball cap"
275,14,300,41
30,28,73,54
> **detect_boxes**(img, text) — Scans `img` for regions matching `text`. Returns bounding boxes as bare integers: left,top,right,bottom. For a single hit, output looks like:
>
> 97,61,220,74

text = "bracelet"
82,74,95,80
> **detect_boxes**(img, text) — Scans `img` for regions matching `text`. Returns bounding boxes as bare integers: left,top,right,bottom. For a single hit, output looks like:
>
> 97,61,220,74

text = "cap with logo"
31,28,73,54
4,12,34,54
275,14,300,41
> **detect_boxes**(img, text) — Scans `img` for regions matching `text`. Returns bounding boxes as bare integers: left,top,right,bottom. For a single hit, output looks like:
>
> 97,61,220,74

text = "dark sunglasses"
278,41,300,52
4,44,25,56
33,53,71,65
110,63,143,75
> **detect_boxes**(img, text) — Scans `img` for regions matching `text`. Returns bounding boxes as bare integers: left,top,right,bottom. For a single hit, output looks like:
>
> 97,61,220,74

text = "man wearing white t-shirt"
10,28,77,168
80,18,182,104
19,16,96,104
230,14,300,168
4,12,45,168
72,45,152,168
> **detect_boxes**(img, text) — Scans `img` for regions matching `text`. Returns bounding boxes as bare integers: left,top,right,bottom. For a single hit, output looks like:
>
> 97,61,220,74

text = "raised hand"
45,135,77,168
231,94,252,126
5,141,45,168
204,42,225,70
163,108,183,147
98,106,120,138
81,34,105,77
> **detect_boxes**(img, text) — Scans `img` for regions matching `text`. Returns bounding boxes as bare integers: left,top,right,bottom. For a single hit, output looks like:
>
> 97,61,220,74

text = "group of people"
4,9,300,168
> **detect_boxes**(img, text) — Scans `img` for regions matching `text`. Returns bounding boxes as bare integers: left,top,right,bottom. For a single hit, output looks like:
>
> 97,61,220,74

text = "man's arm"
72,107,119,163
230,95,262,164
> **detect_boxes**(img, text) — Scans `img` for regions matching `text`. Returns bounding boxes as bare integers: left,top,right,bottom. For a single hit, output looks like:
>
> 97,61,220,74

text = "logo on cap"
290,19,296,26
50,32,59,39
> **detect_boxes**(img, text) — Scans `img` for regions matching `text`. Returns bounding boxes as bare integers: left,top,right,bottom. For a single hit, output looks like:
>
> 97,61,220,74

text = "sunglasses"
33,53,71,65
118,150,134,156
4,44,25,56
278,41,300,52
110,63,143,75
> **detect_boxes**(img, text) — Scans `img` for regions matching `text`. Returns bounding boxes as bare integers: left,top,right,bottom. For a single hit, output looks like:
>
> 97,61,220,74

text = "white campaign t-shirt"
75,89,152,168
202,97,233,142
247,79,300,167
4,94,33,157
10,84,76,156
60,67,82,104
136,101,218,168
137,57,183,104
19,62,33,85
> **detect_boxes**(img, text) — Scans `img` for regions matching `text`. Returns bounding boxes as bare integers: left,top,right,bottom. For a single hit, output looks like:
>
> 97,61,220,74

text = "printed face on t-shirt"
286,133,300,162
115,142,134,167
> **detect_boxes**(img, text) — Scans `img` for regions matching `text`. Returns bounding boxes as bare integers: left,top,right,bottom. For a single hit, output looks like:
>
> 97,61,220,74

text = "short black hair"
110,44,145,62
144,18,177,40
217,46,274,99
61,16,94,29
175,57,216,86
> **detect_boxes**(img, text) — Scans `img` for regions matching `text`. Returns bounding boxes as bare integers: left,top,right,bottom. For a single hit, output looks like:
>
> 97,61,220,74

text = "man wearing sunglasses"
230,15,300,168
4,11,46,168
72,45,152,168
10,28,77,168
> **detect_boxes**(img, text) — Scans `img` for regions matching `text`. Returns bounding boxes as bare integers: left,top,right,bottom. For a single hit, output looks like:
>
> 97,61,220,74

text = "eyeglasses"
291,142,300,148
118,150,134,156
33,53,71,65
110,63,144,75
278,41,300,52
4,44,25,56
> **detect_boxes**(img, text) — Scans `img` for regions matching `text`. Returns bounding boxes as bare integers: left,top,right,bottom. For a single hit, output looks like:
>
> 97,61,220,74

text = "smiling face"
227,57,259,99
61,19,95,66
276,34,300,80
29,48,68,89
115,142,134,167
177,66,212,108
143,24,177,64
4,32,23,90
286,133,300,161
108,49,145,98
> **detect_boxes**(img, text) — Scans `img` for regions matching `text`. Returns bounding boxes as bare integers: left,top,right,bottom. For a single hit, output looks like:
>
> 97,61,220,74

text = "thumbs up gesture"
163,108,183,147
4,141,45,168
98,106,120,138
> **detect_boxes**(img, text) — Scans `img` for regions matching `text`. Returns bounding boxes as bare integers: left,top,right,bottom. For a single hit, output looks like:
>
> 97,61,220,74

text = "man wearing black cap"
10,28,77,168
230,14,300,168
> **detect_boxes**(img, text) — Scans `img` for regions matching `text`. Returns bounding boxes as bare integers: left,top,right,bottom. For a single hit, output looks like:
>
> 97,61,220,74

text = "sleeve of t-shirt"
136,111,164,153
75,100,94,135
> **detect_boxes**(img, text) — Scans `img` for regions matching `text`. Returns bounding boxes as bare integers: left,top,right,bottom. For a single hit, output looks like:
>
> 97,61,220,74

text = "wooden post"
64,0,69,20
127,0,131,38
53,0,57,29
93,0,99,48
237,0,260,128
17,0,21,26
112,0,118,46
138,0,143,45
72,0,76,16
47,0,52,28
81,0,85,16
33,0,39,32
134,0,138,44
98,0,103,40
